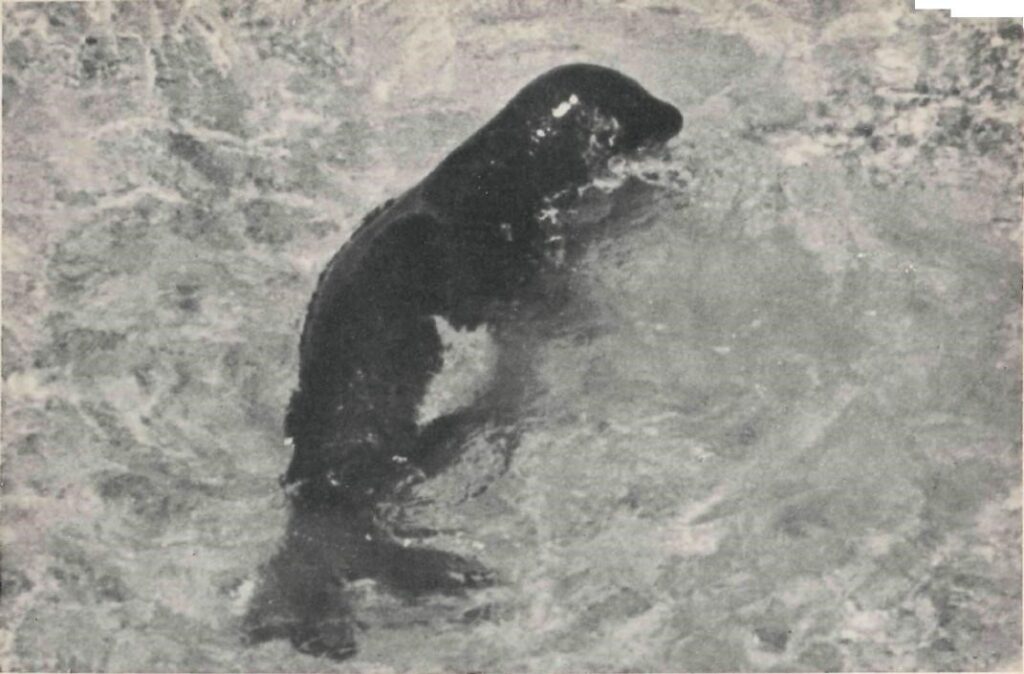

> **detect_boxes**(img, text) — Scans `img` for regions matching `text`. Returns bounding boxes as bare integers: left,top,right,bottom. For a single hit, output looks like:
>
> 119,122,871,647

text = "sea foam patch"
416,316,499,427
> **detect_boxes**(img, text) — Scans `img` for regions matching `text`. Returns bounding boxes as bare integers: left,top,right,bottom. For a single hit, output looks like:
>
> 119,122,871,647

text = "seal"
244,63,683,660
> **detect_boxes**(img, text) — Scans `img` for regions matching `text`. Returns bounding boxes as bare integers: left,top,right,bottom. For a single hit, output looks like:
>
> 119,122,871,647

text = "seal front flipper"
374,541,496,598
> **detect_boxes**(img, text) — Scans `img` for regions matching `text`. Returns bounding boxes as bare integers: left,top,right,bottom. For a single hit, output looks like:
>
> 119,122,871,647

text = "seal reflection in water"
244,63,683,660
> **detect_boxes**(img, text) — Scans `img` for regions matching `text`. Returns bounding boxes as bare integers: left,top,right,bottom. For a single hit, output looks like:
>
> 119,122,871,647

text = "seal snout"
650,101,683,144
627,98,682,151
663,103,683,139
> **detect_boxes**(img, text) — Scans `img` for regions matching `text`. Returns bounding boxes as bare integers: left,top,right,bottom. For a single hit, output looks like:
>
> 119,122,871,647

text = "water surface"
2,1,1020,671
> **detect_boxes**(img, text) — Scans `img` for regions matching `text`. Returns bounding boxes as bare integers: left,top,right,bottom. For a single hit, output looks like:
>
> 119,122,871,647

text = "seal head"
509,62,683,151
423,63,682,223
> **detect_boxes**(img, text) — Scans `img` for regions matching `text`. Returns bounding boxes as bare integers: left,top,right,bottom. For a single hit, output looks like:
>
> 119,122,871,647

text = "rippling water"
3,1,1020,671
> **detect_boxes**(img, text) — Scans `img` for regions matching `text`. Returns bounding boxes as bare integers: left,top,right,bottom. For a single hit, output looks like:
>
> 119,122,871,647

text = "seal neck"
420,107,591,225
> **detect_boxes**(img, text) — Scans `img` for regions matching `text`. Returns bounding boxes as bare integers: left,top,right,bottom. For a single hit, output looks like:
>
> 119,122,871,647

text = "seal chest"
416,316,499,427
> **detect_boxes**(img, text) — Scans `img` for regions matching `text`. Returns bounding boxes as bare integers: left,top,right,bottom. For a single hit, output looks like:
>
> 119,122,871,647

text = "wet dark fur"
244,64,682,660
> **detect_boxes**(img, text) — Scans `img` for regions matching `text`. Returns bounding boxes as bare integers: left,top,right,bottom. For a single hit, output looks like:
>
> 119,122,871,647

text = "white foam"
416,316,499,426
589,153,691,195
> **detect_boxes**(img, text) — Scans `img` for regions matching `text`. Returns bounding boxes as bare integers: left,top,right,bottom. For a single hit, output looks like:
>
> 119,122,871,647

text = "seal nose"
661,103,683,140
639,101,682,146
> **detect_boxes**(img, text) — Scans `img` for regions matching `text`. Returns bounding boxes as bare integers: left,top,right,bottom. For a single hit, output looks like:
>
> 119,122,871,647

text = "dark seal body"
245,64,682,660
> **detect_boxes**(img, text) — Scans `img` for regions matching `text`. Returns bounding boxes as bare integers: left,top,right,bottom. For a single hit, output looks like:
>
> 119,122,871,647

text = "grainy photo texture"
2,1,1021,672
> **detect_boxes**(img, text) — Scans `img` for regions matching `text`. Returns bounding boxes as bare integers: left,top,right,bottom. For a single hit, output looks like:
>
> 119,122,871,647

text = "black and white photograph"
1,0,1021,671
